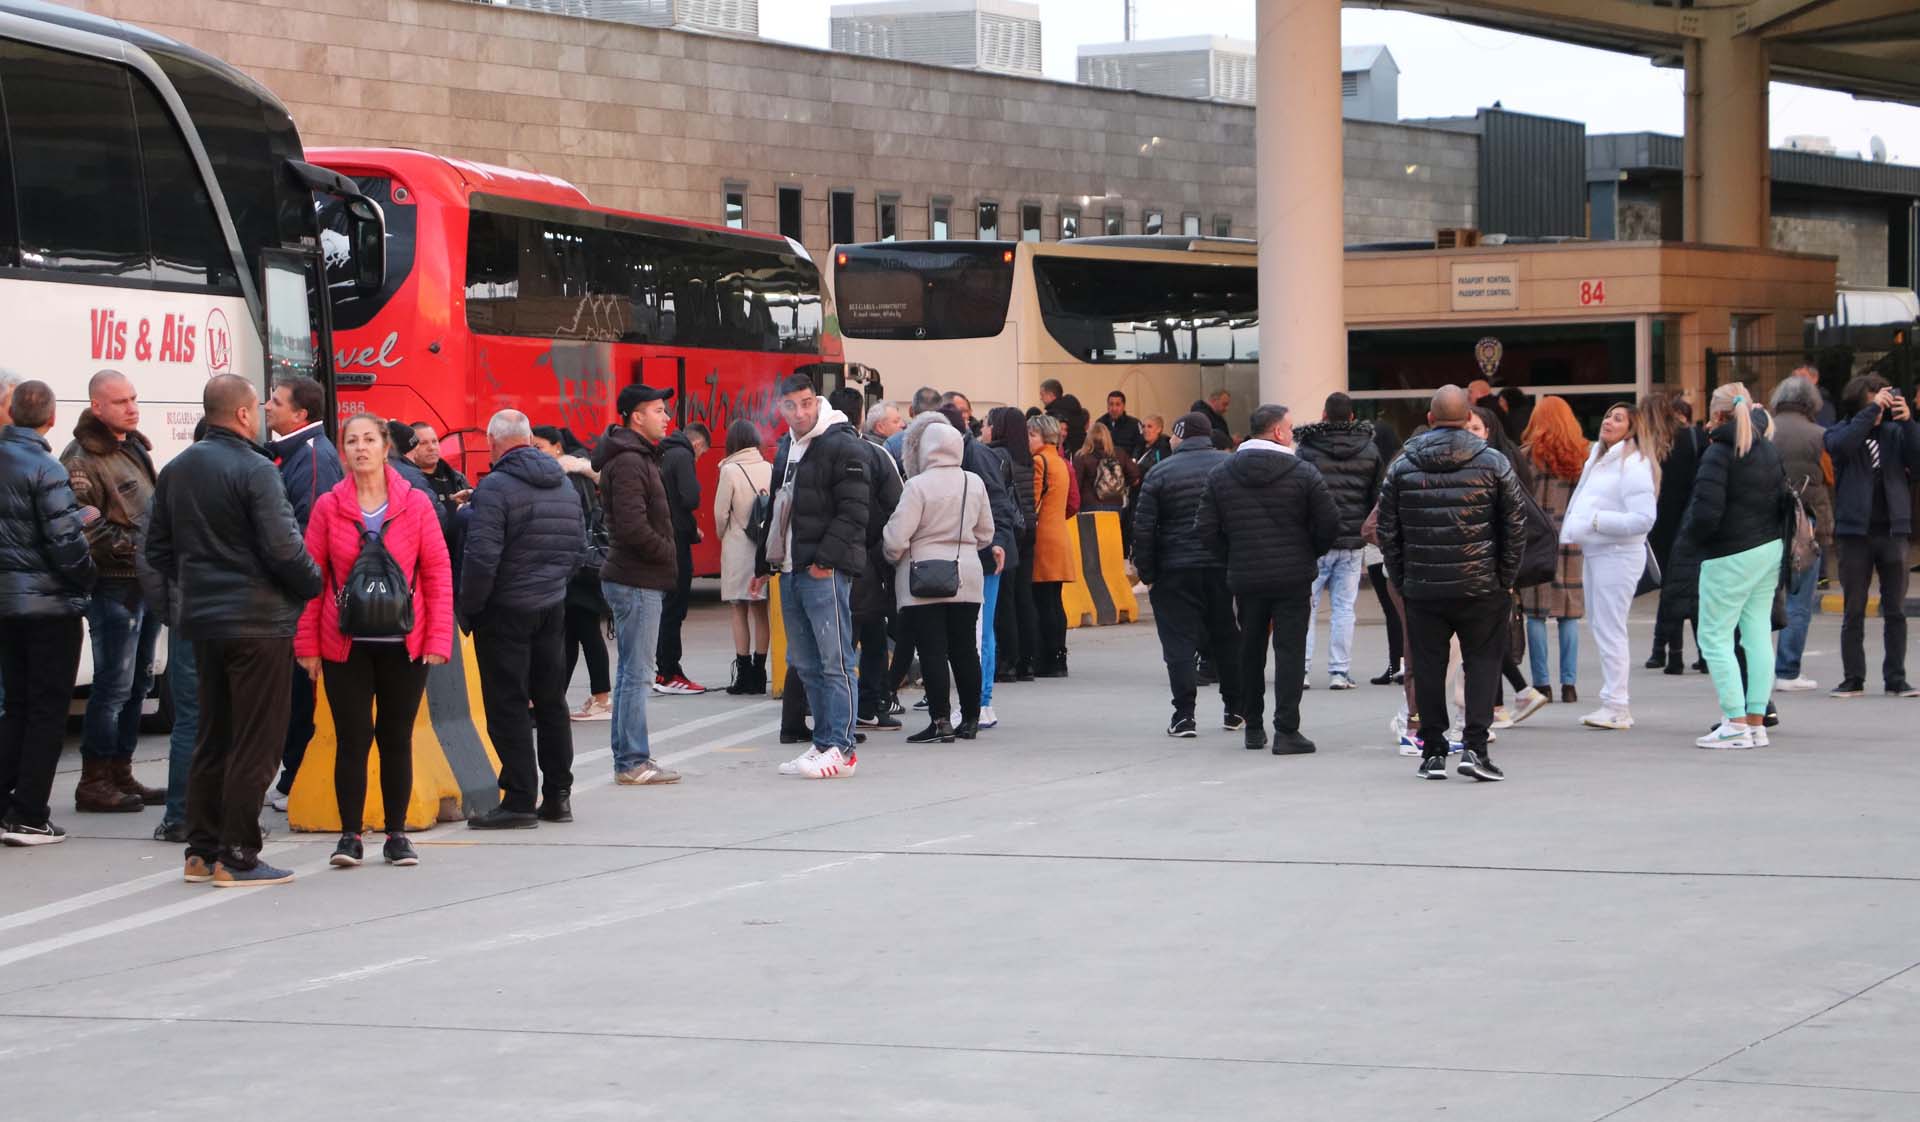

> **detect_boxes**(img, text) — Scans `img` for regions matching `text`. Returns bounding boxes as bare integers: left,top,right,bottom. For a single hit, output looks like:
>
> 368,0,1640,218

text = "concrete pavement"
2,601,1917,1120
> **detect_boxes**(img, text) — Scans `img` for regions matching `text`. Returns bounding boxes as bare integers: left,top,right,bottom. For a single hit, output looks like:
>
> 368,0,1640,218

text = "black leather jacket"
1130,440,1229,583
0,426,96,618
1194,447,1341,594
146,426,321,640
1378,426,1529,601
756,421,872,577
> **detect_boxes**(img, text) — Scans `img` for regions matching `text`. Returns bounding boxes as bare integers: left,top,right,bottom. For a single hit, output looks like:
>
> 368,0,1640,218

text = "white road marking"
571,701,778,769
0,844,296,937
573,720,783,792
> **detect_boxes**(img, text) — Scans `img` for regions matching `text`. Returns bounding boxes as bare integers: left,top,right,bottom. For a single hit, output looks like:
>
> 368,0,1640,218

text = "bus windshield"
1033,255,1258,364
835,242,1015,340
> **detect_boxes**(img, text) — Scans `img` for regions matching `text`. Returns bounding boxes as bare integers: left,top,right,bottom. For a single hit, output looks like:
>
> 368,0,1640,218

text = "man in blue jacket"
1823,376,1920,698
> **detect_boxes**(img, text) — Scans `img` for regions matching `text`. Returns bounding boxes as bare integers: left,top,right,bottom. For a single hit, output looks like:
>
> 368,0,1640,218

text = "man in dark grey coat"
461,409,586,828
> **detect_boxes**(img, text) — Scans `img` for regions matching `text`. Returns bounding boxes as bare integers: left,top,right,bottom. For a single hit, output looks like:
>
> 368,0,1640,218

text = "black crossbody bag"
908,474,968,599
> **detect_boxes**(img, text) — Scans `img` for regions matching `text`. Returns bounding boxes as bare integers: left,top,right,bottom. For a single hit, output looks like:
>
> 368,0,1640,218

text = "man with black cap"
1132,411,1242,737
591,383,684,787
385,420,444,530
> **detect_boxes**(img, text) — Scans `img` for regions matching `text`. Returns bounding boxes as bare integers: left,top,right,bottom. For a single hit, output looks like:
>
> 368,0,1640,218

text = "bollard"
1064,510,1137,628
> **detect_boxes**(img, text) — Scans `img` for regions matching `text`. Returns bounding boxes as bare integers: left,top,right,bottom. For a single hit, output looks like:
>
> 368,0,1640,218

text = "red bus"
308,147,847,575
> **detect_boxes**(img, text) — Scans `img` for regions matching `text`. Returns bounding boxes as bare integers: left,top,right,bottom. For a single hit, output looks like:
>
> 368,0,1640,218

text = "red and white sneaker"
778,747,822,776
792,747,856,779
652,674,708,696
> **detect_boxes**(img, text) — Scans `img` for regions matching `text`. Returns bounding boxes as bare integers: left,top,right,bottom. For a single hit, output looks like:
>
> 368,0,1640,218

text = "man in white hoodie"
752,373,872,778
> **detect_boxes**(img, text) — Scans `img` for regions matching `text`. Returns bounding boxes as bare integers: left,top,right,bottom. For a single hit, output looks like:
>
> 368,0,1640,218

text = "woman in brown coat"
1028,414,1074,677
1518,396,1586,704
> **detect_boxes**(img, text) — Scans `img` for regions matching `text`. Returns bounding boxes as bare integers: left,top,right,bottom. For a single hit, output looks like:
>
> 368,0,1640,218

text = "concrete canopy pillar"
1683,21,1771,248
1256,0,1345,415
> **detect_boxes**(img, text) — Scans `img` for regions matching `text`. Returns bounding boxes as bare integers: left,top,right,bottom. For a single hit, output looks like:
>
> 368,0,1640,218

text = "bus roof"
311,146,806,251
1,0,289,114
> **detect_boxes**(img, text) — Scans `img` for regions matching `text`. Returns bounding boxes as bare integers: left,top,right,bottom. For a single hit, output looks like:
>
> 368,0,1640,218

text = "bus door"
636,355,688,427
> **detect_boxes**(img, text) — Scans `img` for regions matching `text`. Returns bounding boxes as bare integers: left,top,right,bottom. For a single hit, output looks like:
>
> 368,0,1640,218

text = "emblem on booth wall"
1474,337,1503,380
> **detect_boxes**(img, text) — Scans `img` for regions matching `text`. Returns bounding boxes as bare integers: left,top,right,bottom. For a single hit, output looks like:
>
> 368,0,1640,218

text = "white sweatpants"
1584,547,1642,711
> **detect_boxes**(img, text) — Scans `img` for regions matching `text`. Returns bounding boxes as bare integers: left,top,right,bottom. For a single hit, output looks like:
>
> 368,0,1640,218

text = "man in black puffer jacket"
1195,404,1340,755
147,375,321,884
0,381,96,845
1294,392,1383,690
1378,385,1529,781
1133,411,1242,737
461,409,585,828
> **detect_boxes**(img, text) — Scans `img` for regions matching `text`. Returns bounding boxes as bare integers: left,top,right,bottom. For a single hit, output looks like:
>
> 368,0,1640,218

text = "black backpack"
337,530,414,638
578,478,611,578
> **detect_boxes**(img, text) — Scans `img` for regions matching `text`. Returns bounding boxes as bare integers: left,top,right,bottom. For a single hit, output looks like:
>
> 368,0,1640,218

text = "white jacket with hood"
883,418,996,606
1561,438,1657,556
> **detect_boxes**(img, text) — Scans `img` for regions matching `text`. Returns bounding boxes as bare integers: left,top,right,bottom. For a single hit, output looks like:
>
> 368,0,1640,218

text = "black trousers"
1839,534,1909,685
1405,593,1508,757
1652,589,1698,661
906,602,982,722
0,616,84,824
322,643,430,835
855,610,891,718
564,603,611,696
1236,586,1311,734
474,604,573,812
887,602,916,691
782,666,810,734
655,541,694,680
276,665,317,795
1149,569,1243,720
1366,562,1403,669
1035,581,1067,657
1008,552,1039,667
188,637,294,866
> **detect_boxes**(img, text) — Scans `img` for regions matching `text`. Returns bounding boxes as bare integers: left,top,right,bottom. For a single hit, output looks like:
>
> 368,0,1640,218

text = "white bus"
830,236,1261,431
0,0,385,718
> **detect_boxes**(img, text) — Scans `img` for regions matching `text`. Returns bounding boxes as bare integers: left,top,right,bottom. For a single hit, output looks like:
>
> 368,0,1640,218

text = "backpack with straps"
337,528,414,638
1092,455,1127,505
735,462,772,547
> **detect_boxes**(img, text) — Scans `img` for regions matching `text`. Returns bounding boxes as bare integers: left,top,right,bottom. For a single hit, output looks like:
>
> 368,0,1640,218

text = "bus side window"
0,56,15,267
129,76,237,293
0,41,149,279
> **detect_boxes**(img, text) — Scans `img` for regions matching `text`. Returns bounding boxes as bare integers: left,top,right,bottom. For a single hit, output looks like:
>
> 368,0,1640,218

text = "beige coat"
713,446,771,601
884,422,996,606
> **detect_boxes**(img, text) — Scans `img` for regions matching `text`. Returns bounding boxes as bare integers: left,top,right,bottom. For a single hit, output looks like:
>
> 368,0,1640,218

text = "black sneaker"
1830,679,1866,698
912,696,930,710
867,712,904,731
1692,658,1708,673
1222,712,1246,732
1458,749,1505,782
383,834,419,866
1888,680,1920,698
467,807,539,831
780,726,814,745
1417,755,1448,780
537,790,573,823
152,819,188,844
329,833,364,868
1,818,67,846
1244,727,1268,751
889,694,907,715
1168,716,1198,738
906,720,955,744
1272,731,1316,756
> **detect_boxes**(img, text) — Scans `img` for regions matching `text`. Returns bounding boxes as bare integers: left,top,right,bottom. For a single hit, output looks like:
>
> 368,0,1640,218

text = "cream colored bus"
829,237,1261,430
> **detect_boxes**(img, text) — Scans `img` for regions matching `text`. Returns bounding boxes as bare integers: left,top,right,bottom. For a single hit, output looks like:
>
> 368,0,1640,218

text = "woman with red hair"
1517,396,1587,709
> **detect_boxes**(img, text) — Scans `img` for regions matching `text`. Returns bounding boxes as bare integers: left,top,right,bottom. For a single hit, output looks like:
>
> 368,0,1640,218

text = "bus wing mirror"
346,196,386,293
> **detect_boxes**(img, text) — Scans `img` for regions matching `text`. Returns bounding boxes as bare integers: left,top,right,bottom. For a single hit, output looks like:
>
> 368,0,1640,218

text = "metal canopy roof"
1361,0,1920,108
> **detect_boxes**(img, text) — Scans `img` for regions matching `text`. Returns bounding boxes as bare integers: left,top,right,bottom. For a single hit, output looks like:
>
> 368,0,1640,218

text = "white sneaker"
978,706,998,729
1774,676,1819,692
1696,720,1756,749
1751,724,1770,747
1397,734,1422,756
1508,688,1550,725
1581,707,1633,730
778,747,823,776
1328,672,1356,690
1490,706,1515,730
570,697,612,722
793,746,856,779
267,791,289,812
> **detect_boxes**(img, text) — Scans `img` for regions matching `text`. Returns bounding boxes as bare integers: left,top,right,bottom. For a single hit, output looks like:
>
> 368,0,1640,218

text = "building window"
778,186,803,241
1181,213,1201,236
1213,214,1233,238
1342,72,1360,98
1104,208,1124,236
1144,209,1164,236
1021,202,1042,242
723,183,747,230
977,200,999,241
1060,207,1079,240
932,196,951,239
830,189,855,245
877,193,899,242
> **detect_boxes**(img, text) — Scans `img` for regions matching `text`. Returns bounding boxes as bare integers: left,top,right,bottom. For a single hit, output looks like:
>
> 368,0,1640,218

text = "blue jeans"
980,572,1001,708
1526,616,1579,687
602,581,663,772
781,570,858,751
1775,544,1820,679
83,585,161,760
162,628,199,826
1305,548,1365,676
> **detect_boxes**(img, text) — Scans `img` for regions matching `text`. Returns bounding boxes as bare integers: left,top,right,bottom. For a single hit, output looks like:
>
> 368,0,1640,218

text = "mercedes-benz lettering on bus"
831,237,1259,428
309,147,844,576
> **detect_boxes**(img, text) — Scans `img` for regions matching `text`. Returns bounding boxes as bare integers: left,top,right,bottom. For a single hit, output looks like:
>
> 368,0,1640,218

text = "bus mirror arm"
287,160,386,294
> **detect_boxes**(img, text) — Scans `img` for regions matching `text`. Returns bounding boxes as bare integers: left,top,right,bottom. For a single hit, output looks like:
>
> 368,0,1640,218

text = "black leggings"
563,604,611,696
996,551,1039,670
1366,562,1403,669
906,602,982,722
1035,581,1067,657
322,643,429,835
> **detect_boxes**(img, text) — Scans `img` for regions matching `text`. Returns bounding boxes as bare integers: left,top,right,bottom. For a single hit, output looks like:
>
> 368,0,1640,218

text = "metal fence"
1705,342,1915,408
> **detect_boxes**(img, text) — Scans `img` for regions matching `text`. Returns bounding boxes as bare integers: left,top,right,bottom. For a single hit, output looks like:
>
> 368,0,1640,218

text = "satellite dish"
1871,135,1888,163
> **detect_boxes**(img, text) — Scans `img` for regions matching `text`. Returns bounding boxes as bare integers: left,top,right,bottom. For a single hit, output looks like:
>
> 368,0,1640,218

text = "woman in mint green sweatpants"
1698,539,1783,720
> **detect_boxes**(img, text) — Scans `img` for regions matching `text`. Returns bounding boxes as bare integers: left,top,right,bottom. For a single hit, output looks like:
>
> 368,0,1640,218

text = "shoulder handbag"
908,474,968,600
338,525,414,638
1635,542,1662,598
734,462,772,547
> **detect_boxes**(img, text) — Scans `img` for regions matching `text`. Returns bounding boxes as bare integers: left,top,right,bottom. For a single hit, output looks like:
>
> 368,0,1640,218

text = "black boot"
1015,658,1035,682
906,719,955,744
1056,647,1069,677
750,653,769,694
1664,646,1686,676
954,714,981,740
1644,643,1666,671
724,654,753,695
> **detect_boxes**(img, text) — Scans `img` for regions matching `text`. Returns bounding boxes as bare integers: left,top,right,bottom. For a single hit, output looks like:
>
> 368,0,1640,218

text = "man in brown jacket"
60,370,163,813
590,382,682,787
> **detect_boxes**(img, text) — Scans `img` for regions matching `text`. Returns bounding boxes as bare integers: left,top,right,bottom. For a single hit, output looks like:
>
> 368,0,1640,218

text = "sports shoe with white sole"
1696,720,1755,749
1580,707,1633,730
570,697,612,721
1416,755,1448,780
1751,724,1770,747
616,761,682,785
1457,750,1505,781
0,818,66,846
1399,733,1464,756
793,747,856,779
267,790,289,812
1328,672,1356,690
1773,676,1819,692
778,747,823,775
977,706,999,729
1507,688,1551,725
1490,706,1515,730
1168,717,1198,738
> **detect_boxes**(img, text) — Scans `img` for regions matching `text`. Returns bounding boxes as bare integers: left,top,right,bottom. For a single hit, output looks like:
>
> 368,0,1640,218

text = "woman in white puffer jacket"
1561,402,1671,729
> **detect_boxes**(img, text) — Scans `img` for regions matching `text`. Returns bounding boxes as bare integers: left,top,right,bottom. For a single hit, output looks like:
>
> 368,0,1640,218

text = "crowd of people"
1,362,1915,881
